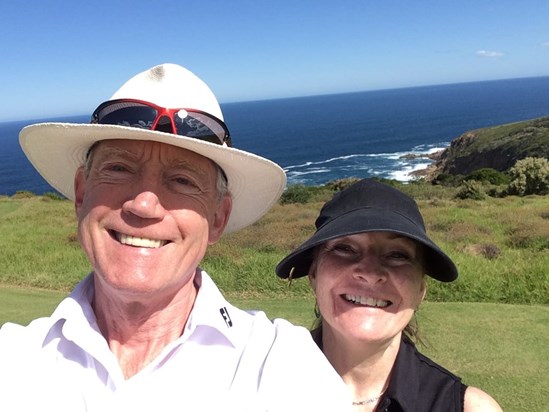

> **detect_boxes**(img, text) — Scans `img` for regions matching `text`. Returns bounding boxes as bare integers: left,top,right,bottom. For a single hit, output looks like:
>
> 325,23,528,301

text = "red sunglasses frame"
91,98,231,146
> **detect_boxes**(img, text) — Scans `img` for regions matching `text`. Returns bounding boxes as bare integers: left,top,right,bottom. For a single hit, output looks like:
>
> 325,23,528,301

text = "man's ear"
208,194,232,244
74,167,86,214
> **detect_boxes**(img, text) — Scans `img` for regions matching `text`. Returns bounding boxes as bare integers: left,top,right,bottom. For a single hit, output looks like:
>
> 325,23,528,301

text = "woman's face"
310,232,426,347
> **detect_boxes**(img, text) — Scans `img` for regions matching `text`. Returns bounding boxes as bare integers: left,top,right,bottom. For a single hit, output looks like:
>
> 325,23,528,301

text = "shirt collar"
185,270,254,348
49,273,96,329
43,270,256,351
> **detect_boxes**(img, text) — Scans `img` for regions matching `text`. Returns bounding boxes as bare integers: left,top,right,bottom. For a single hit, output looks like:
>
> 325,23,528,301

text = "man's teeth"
344,294,389,308
118,234,167,248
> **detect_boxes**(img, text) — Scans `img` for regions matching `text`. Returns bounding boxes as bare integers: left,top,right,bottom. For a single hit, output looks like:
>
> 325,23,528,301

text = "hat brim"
276,207,458,282
19,123,286,234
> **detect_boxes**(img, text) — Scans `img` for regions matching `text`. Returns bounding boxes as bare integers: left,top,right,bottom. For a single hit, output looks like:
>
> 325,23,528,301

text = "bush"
478,244,501,259
279,184,324,204
455,180,486,200
464,168,510,185
325,177,362,192
12,191,35,199
432,173,465,187
506,157,549,196
42,192,65,201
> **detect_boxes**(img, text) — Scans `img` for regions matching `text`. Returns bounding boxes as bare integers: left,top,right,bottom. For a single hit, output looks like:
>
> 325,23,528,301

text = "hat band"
91,98,232,146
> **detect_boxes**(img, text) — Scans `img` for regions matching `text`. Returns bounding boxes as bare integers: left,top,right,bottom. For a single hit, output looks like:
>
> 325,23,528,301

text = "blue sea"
2,76,549,196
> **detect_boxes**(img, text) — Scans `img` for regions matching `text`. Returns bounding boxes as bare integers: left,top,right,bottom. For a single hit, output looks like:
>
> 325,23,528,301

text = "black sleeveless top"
375,338,467,412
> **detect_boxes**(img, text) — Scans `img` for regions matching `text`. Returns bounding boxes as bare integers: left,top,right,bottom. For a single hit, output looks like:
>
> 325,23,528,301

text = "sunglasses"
91,99,231,146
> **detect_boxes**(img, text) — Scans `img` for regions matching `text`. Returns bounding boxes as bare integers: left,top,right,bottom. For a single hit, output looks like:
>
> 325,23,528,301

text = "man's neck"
92,272,199,379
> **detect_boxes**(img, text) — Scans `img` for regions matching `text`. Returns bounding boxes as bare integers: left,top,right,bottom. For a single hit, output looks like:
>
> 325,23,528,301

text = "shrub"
279,184,319,204
12,190,35,199
432,173,464,187
325,177,362,192
455,180,486,200
464,168,510,185
486,186,506,198
506,222,549,251
478,244,501,260
42,192,65,201
506,157,549,196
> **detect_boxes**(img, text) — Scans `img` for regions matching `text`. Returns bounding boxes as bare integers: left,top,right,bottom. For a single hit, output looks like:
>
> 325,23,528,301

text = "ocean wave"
284,142,448,185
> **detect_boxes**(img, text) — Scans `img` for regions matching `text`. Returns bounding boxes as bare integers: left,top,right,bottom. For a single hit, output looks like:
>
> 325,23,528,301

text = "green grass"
1,189,548,304
0,286,65,324
1,286,547,411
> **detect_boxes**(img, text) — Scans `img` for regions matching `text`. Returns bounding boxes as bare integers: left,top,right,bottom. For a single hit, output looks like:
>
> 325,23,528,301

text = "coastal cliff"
415,116,549,180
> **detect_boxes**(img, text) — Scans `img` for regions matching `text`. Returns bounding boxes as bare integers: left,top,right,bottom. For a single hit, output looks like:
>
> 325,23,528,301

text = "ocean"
1,76,549,196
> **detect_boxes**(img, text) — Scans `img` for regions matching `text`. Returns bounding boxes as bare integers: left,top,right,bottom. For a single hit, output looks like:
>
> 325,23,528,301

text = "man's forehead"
92,139,215,167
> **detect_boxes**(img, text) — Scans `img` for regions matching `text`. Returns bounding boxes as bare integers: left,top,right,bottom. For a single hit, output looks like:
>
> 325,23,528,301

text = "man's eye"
109,164,128,172
174,176,196,187
170,176,202,194
99,161,130,172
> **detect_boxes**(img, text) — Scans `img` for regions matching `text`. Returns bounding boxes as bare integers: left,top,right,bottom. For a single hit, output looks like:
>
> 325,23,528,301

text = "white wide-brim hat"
19,63,286,234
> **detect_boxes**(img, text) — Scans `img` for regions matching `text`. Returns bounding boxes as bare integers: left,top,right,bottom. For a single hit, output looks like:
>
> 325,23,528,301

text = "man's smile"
112,231,169,249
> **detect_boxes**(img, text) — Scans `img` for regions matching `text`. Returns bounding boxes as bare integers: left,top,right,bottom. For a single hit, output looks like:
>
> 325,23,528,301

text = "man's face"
74,139,231,299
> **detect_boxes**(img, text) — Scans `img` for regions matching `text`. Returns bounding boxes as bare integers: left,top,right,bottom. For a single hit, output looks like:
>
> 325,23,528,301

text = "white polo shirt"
0,271,351,412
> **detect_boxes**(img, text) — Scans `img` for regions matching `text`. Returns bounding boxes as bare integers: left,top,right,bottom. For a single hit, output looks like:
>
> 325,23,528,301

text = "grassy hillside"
1,183,548,304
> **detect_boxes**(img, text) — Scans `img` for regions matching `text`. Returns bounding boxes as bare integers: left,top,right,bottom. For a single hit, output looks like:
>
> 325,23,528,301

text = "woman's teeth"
344,294,390,308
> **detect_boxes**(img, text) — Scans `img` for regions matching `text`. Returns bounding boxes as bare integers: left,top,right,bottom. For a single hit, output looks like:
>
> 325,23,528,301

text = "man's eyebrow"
168,159,209,177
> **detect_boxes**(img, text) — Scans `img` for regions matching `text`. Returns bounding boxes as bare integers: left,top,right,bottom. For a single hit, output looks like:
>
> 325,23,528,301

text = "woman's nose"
352,255,387,284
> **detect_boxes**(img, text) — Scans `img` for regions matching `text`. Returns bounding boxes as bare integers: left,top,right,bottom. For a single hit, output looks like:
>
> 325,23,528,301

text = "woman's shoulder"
464,386,503,412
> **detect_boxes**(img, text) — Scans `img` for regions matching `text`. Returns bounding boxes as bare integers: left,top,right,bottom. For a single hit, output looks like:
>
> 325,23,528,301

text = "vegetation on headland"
1,177,547,305
415,115,549,182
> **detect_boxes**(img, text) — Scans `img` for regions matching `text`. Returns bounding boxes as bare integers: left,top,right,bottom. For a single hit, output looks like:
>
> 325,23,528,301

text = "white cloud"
542,42,549,48
476,50,504,58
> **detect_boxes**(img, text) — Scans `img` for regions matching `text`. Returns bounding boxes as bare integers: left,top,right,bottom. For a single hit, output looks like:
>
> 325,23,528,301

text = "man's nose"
122,190,165,219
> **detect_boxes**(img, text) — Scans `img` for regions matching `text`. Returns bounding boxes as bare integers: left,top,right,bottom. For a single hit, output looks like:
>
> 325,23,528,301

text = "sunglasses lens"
94,102,158,129
174,110,231,146
92,100,231,146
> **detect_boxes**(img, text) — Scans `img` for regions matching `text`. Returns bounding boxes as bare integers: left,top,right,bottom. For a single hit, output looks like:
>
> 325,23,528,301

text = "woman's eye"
328,243,358,256
386,250,415,264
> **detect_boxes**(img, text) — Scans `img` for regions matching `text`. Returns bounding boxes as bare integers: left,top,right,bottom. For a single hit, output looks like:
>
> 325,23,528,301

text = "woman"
276,179,502,411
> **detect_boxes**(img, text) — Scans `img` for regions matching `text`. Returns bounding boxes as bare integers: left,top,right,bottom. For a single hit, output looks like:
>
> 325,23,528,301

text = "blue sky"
1,0,549,121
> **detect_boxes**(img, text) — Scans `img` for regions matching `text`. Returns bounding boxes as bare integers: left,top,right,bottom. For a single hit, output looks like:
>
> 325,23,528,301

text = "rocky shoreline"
401,150,444,181
402,115,549,182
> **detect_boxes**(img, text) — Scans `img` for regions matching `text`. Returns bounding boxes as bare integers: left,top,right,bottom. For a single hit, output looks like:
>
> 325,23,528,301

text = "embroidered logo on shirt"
219,307,233,327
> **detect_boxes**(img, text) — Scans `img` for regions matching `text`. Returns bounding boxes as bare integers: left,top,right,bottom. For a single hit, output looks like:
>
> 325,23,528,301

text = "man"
0,64,350,411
